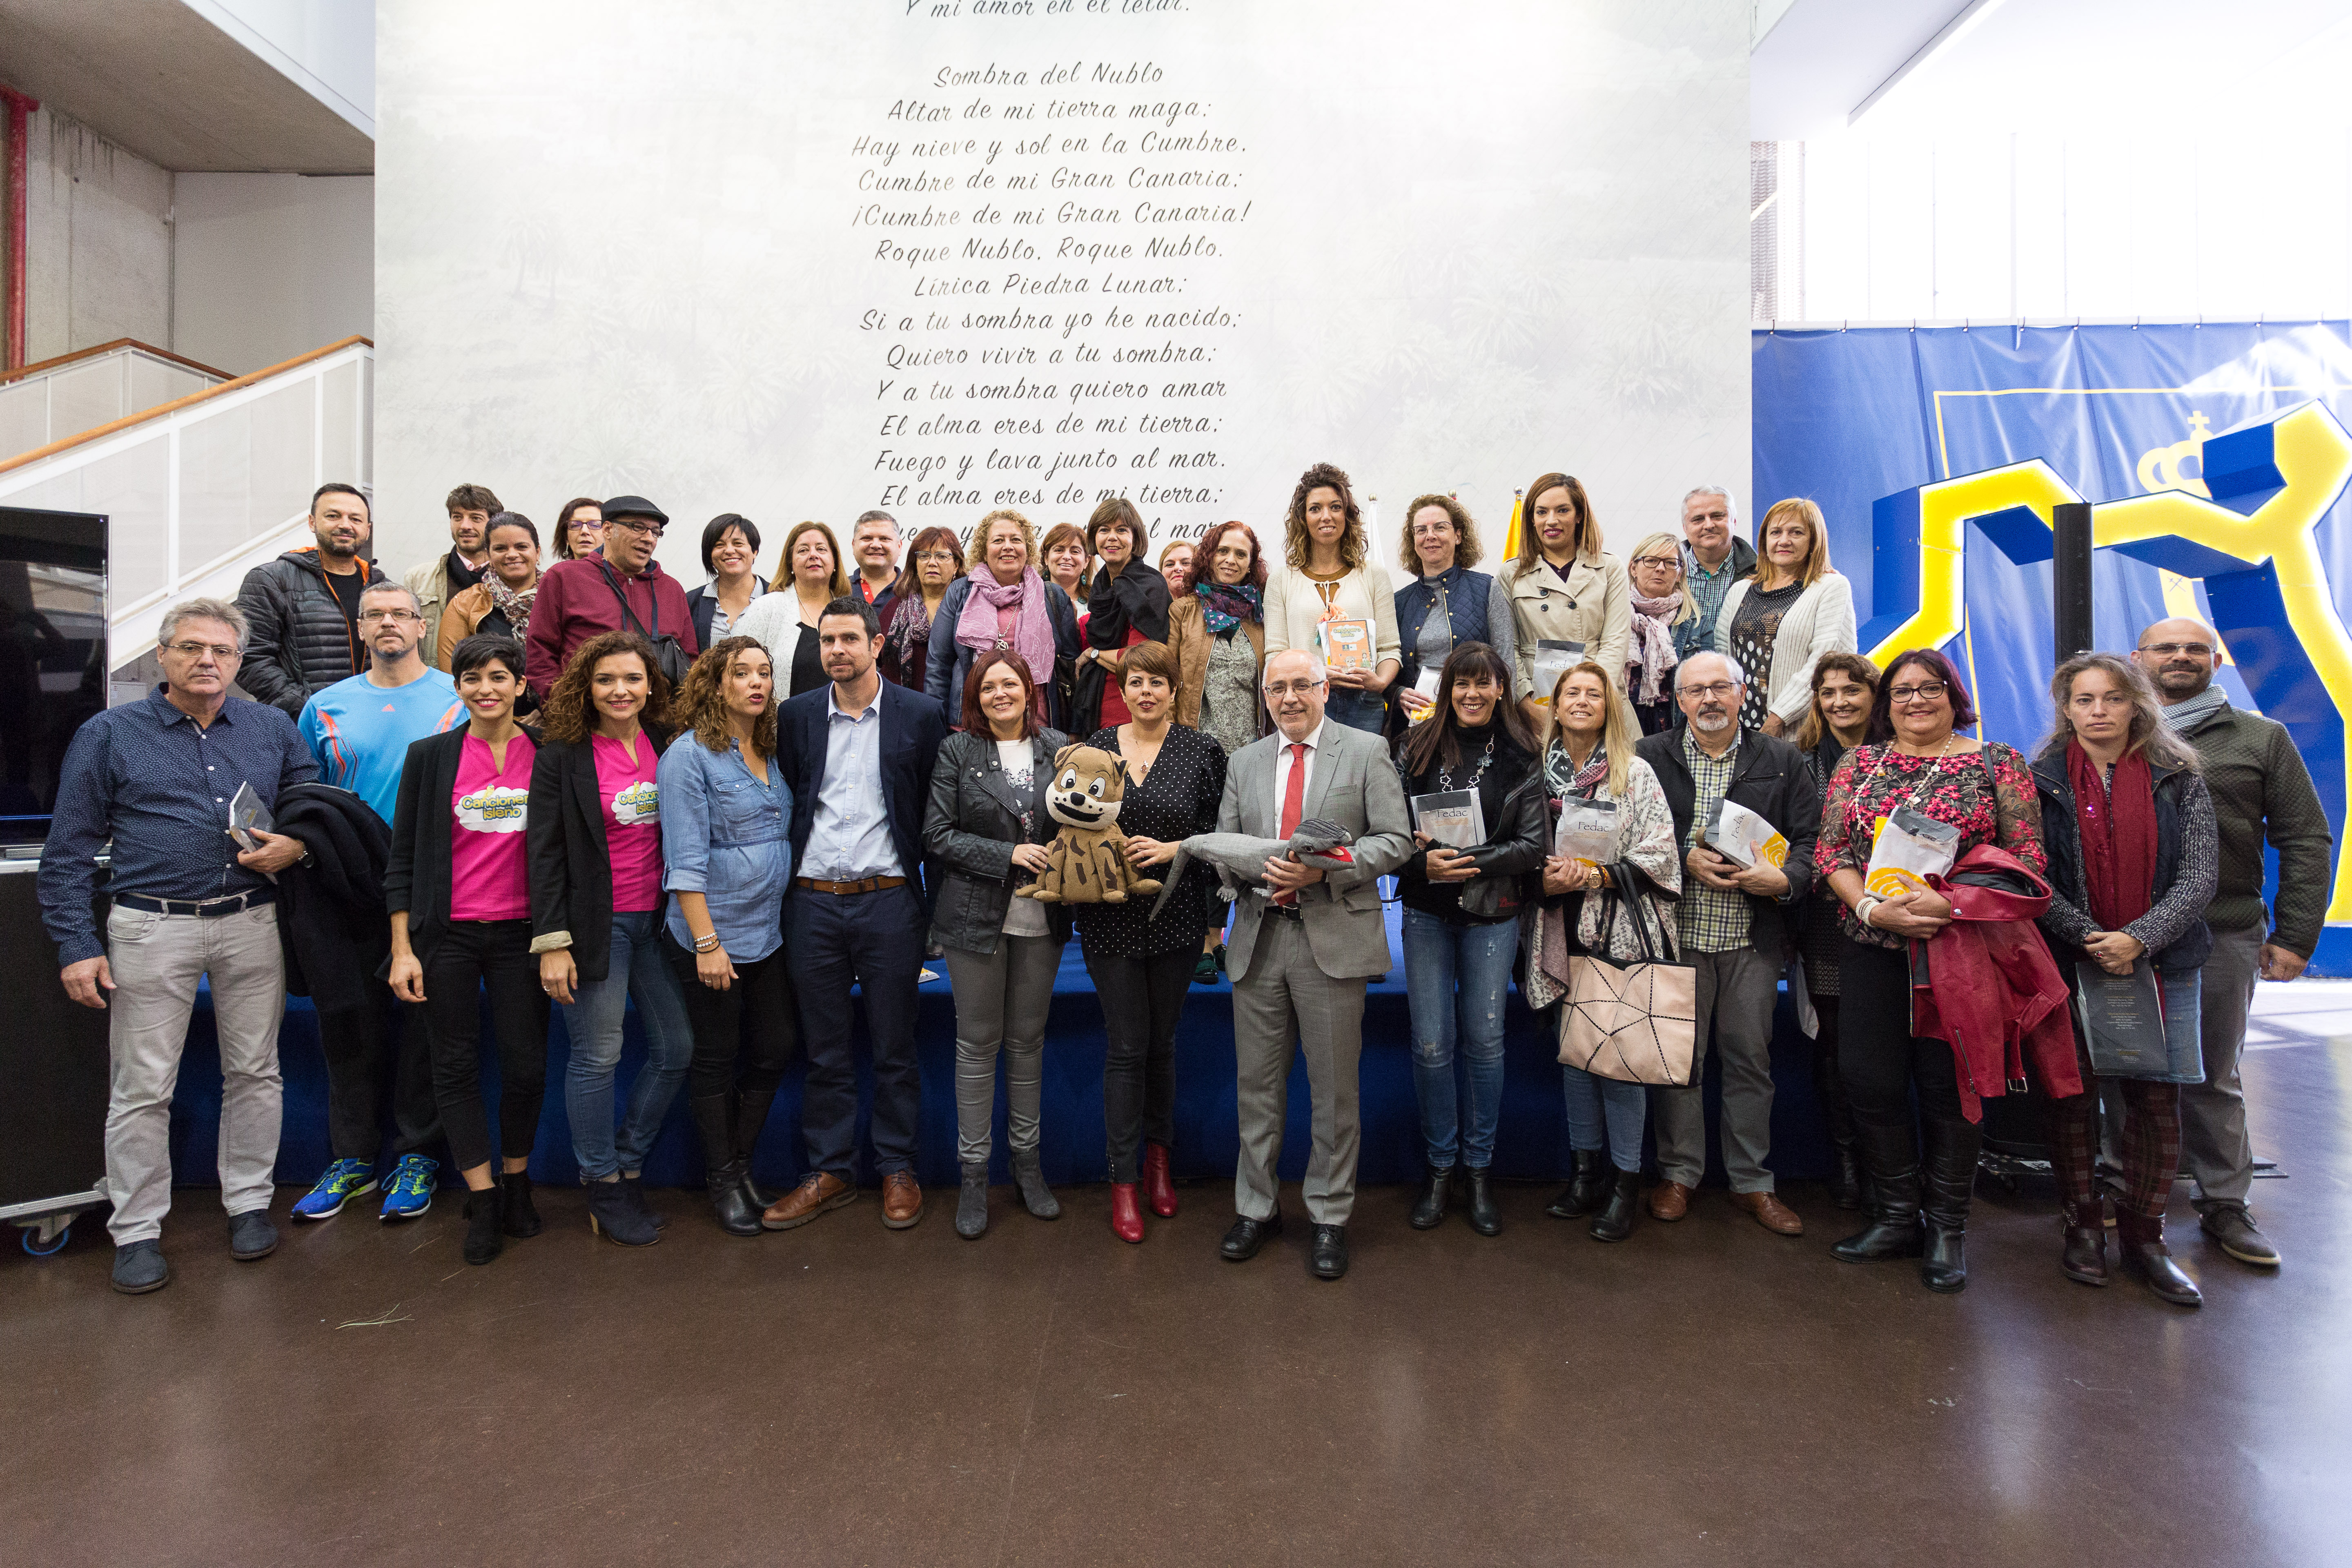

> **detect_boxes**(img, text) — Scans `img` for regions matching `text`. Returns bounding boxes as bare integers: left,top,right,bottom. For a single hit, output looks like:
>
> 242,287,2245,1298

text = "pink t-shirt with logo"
594,731,664,913
449,732,537,922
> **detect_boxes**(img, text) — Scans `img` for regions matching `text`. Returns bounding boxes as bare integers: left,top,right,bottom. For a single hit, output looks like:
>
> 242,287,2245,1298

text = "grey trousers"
2184,920,2263,1211
102,903,286,1244
1232,917,1368,1225
943,936,1061,1166
1650,945,1779,1193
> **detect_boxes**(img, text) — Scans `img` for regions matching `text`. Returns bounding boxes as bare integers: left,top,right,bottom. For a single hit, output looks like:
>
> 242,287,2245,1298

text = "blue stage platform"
160,905,1843,1198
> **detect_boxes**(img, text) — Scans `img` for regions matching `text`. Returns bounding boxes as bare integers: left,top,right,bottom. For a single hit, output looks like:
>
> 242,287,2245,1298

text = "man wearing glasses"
1633,651,1818,1236
2133,618,2330,1270
524,494,699,697
236,482,389,716
287,582,466,1225
40,599,316,1294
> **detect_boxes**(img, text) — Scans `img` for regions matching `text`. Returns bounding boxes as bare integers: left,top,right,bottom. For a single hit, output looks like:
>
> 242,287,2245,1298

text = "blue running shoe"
292,1158,377,1221
379,1154,438,1221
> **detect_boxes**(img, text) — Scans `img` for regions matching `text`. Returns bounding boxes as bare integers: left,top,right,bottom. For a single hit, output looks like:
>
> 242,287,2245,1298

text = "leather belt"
794,875,907,895
1265,900,1305,922
116,888,276,918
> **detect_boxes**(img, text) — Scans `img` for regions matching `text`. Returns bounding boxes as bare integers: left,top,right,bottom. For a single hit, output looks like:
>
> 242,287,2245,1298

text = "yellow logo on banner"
2136,411,2214,497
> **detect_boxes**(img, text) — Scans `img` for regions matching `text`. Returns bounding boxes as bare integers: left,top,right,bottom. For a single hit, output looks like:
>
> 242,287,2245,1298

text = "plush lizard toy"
1015,744,1165,904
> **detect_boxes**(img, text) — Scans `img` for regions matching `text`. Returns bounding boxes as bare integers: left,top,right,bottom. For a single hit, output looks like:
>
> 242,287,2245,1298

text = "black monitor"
0,506,107,845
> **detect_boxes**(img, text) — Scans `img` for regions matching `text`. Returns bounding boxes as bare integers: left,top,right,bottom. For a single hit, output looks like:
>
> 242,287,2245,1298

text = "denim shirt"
659,731,793,961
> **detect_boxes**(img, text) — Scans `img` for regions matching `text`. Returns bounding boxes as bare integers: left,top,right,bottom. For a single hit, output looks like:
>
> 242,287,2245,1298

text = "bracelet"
1853,893,1883,929
693,932,722,953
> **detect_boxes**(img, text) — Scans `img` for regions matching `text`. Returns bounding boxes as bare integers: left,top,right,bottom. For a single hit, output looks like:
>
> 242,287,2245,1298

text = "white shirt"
1270,719,1327,827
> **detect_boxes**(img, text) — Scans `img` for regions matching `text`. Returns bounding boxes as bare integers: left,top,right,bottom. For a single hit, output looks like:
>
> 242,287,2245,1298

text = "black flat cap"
601,494,668,524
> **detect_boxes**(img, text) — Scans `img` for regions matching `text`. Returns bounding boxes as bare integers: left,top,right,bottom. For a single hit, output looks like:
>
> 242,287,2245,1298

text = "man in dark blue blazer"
763,595,950,1231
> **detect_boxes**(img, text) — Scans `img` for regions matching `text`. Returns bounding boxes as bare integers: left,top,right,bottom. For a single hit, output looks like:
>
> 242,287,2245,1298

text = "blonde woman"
1711,498,1857,738
926,508,1080,726
1501,471,1631,732
1523,660,1679,1242
1261,461,1401,735
733,521,851,698
1622,531,1692,735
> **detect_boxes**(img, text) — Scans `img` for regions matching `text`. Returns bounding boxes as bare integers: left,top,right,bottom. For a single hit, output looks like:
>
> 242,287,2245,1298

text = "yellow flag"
1500,490,1524,561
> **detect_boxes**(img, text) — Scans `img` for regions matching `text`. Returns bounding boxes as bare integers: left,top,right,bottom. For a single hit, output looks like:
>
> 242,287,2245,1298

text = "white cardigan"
1711,573,1858,726
1261,559,1402,670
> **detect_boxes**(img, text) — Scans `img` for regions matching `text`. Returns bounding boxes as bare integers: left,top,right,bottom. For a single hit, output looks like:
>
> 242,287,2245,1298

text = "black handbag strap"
597,558,662,641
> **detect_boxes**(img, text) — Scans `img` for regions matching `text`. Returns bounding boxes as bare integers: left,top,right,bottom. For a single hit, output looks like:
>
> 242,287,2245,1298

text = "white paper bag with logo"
1410,790,1485,851
1554,795,1619,866
1702,796,1788,870
1529,639,1586,713
1558,887,1696,1087
1863,806,1959,896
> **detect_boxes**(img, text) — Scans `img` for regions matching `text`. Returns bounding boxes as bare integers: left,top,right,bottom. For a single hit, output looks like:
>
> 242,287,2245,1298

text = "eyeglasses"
359,608,421,624
1677,681,1738,699
1630,555,1680,570
1263,678,1327,697
2139,641,2214,658
163,641,241,662
916,550,959,564
607,518,665,537
1889,681,1949,704
1410,522,1456,537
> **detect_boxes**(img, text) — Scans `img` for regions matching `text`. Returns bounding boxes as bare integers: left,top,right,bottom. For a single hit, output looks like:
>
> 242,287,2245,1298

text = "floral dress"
1815,740,2045,950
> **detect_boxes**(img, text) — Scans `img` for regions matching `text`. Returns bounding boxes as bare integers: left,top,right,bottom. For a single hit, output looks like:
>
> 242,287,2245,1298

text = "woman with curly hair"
927,508,1081,726
658,636,796,1236
528,631,693,1247
1262,461,1401,735
1500,471,1630,731
1070,496,1171,733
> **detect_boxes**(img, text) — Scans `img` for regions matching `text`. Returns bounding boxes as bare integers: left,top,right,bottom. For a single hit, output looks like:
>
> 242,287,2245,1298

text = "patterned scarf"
886,591,936,678
1195,579,1261,635
1625,590,1683,706
2158,684,2227,732
953,566,1057,686
486,574,537,645
1544,737,1610,798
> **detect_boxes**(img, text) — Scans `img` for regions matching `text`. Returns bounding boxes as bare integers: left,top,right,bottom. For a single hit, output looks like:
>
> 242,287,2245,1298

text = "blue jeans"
1323,684,1388,735
1562,1065,1647,1172
1401,909,1515,1169
562,910,695,1181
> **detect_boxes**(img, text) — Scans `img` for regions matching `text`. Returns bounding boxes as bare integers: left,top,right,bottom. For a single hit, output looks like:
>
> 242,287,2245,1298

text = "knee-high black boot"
1812,1034,1862,1210
1831,1114,1924,1263
1918,1113,1982,1293
733,1087,779,1209
690,1094,762,1237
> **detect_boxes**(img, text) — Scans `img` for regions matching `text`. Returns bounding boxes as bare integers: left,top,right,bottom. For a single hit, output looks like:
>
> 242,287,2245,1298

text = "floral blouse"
1817,740,2044,950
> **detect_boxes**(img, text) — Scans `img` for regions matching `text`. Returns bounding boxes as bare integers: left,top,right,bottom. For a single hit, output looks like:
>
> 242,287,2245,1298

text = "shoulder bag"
1557,873,1697,1086
597,560,691,688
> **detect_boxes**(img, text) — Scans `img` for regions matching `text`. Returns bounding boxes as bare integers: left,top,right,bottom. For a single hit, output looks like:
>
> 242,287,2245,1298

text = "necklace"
1439,735,1495,794
1863,729,1959,811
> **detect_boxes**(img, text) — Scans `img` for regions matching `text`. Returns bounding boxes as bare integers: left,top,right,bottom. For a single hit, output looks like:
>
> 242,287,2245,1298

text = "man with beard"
2132,617,2330,1268
236,483,388,715
1634,651,1817,1236
406,482,502,658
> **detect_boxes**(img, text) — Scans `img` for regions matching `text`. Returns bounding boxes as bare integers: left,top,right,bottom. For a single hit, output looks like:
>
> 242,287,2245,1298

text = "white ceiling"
1754,0,2352,141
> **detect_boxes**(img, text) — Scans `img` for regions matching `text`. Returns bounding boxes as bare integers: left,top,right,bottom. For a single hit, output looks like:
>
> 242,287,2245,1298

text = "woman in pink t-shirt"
527,630,691,1248
385,633,550,1266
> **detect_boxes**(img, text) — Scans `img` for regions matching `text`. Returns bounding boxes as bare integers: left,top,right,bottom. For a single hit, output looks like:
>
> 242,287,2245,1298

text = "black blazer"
526,721,675,984
777,677,950,895
384,725,541,967
922,726,1073,952
1633,724,1819,953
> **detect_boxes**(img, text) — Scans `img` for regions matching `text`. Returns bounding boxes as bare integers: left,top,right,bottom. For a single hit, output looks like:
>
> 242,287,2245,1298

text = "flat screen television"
0,506,107,846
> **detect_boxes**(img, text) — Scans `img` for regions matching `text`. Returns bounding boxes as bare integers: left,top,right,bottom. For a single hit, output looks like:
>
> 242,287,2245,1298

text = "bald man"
2131,618,2332,1268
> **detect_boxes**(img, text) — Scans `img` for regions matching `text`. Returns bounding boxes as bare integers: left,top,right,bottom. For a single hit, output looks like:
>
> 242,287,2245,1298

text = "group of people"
40,467,2322,1305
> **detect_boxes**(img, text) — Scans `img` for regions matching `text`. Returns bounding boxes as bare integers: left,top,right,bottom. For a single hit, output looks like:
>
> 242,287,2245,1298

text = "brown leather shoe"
761,1170,855,1231
881,1170,924,1229
1733,1189,1804,1236
1648,1180,1693,1222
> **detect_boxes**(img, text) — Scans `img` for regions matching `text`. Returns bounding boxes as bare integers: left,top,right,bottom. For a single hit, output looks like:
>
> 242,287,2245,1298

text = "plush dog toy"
1016,744,1164,904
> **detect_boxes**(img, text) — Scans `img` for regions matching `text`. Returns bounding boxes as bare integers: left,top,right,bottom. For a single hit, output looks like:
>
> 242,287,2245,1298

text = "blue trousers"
561,910,694,1181
1401,908,1516,1170
788,882,926,1178
1562,1065,1648,1172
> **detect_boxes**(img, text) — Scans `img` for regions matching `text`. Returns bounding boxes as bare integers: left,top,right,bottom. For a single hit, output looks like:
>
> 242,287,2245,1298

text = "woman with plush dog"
1077,641,1228,1243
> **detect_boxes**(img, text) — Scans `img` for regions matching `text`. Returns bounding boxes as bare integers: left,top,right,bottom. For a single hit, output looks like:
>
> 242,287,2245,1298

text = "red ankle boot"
1110,1183,1145,1243
1143,1141,1178,1219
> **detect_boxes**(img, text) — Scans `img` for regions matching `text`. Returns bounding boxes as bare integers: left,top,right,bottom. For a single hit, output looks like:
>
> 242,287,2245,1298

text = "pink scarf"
1625,590,1682,705
954,566,1057,687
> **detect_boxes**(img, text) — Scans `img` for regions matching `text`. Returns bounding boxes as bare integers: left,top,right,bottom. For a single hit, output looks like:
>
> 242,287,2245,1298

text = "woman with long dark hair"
1394,641,1545,1235
1792,652,1880,1210
1262,462,1400,735
659,636,796,1237
2033,653,2216,1305
1500,471,1630,732
1071,497,1171,734
528,631,693,1247
384,635,549,1265
1816,648,2045,1292
879,525,964,692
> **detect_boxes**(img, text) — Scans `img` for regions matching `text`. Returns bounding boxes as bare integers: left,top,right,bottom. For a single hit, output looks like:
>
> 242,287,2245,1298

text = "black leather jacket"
1396,764,1549,924
235,548,387,715
922,726,1073,953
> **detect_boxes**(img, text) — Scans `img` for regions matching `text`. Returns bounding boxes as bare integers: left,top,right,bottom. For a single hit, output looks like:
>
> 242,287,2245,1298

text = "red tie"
1275,742,1307,906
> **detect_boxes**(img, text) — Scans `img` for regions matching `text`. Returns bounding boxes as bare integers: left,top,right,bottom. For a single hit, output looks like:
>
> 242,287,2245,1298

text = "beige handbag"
1557,886,1697,1087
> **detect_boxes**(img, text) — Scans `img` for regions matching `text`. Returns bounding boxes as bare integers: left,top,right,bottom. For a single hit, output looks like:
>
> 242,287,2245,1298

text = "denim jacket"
659,731,793,961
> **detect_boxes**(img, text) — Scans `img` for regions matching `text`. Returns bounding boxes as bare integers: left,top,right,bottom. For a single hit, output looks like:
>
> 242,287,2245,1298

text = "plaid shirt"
1677,728,1751,953
1679,547,1742,658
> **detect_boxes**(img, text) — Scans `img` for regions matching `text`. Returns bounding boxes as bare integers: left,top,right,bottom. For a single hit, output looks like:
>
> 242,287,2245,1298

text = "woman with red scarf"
2031,653,2217,1306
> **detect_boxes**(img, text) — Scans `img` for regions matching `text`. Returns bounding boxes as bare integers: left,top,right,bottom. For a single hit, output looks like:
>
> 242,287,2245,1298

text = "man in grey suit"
1216,649,1415,1280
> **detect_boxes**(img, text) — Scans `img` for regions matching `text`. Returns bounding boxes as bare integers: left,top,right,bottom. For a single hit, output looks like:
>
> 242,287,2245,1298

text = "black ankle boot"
1832,1117,1925,1263
955,1162,990,1240
1589,1168,1641,1242
733,1088,779,1208
1464,1168,1501,1236
499,1170,541,1238
1546,1149,1608,1218
690,1096,760,1236
1410,1165,1452,1229
462,1185,504,1265
1918,1113,1982,1293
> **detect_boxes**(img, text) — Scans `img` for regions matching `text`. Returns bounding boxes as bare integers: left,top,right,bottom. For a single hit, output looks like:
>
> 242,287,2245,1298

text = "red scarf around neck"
2066,738,2158,932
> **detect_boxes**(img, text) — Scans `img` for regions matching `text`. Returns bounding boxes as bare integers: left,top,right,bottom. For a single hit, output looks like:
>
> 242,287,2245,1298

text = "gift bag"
1558,887,1696,1086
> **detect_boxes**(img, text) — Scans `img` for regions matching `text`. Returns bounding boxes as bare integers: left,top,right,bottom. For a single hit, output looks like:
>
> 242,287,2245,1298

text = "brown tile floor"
6,1015,2350,1568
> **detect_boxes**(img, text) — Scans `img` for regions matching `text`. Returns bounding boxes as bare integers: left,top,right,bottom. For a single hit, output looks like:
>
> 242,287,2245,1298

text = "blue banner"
1753,322,2352,973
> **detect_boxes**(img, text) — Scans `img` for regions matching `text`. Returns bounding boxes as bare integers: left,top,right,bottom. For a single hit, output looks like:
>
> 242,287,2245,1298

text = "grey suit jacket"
1216,720,1415,983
